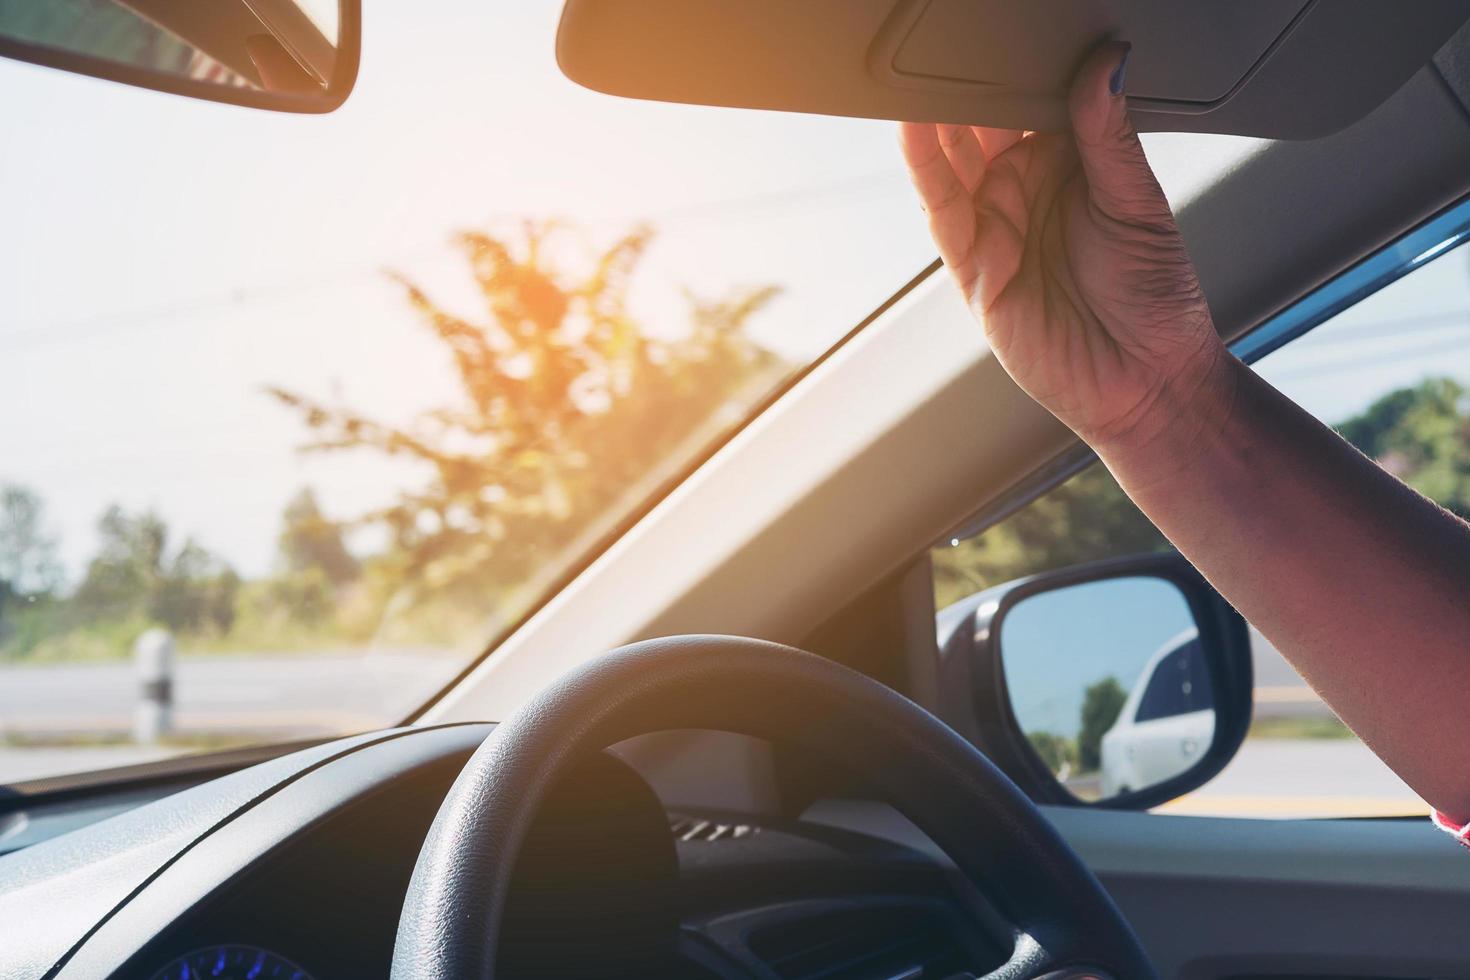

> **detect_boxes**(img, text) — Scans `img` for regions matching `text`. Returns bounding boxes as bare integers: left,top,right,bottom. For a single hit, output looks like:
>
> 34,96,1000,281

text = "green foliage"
1337,376,1470,518
266,223,787,624
279,488,359,587
1248,715,1354,740
0,594,61,654
3,606,153,663
1078,676,1128,772
262,567,336,627
73,505,238,637
178,493,363,654
182,574,350,655
0,483,62,599
932,466,1169,610
1026,729,1078,775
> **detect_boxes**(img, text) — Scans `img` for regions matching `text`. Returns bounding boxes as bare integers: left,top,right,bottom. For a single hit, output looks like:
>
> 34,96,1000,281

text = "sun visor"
558,0,1470,139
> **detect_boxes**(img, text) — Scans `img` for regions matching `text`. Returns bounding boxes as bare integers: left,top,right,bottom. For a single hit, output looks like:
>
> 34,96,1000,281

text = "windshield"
0,2,941,782
0,2,1258,785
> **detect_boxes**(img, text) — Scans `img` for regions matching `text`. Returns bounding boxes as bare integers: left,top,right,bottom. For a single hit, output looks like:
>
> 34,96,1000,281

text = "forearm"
900,45,1470,818
1096,352,1470,821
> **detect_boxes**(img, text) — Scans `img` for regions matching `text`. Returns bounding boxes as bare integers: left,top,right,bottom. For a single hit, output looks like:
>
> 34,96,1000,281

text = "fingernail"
1109,45,1132,97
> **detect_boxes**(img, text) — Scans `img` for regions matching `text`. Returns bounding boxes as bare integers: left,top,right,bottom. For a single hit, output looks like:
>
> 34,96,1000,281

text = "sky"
2,0,1456,592
1254,245,1470,422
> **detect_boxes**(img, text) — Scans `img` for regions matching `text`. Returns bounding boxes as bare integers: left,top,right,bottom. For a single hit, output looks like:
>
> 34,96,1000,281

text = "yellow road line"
1156,794,1424,818
1253,685,1324,704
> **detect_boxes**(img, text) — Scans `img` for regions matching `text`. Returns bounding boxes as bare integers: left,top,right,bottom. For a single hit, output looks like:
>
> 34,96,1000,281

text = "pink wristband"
1432,810,1470,846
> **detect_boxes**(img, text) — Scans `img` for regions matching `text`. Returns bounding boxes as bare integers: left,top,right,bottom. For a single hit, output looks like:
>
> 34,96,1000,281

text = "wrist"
1090,342,1248,494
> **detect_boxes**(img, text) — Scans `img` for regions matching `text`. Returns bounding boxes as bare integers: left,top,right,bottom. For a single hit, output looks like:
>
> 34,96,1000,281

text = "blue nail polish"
1109,46,1131,96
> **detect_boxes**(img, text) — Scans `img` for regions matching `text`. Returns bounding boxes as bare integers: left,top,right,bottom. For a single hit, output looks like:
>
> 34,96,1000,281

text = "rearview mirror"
942,553,1252,810
558,1,1470,140
0,0,360,113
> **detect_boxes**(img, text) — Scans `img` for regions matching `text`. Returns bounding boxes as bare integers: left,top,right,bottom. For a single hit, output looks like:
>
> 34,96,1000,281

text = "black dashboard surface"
0,729,416,980
0,725,1004,980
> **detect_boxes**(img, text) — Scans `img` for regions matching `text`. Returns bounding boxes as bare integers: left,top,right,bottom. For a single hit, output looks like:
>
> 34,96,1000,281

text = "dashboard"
0,724,1006,979
147,947,312,980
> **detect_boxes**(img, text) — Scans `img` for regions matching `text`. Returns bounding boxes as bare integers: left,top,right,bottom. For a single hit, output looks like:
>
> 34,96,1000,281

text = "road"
0,650,464,783
1160,737,1423,818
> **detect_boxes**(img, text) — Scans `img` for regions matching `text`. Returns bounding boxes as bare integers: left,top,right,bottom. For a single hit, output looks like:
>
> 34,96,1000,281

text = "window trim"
940,190,1470,546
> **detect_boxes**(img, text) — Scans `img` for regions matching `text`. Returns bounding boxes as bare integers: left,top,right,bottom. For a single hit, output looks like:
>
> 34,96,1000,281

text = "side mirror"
0,0,361,113
947,553,1252,810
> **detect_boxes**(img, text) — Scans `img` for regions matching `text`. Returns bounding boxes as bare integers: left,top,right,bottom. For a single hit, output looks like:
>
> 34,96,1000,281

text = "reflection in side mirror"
0,0,359,113
997,575,1217,804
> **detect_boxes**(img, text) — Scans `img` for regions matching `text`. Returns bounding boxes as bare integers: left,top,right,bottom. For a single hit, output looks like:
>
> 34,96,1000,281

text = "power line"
0,170,907,350
1265,334,1470,382
1301,309,1470,342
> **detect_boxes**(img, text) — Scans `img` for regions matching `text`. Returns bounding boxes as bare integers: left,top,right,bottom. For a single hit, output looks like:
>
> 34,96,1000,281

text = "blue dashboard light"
148,945,315,980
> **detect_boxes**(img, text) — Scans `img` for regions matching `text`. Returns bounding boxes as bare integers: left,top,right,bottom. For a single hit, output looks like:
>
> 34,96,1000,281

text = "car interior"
3,2,1470,979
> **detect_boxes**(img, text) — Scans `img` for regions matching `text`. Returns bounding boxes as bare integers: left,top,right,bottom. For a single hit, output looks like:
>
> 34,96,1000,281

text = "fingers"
937,125,986,192
940,125,1029,193
1067,41,1172,225
975,127,1023,161
898,122,978,279
968,164,1027,314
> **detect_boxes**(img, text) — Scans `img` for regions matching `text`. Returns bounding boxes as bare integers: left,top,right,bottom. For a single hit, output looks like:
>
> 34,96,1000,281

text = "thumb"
1068,42,1173,225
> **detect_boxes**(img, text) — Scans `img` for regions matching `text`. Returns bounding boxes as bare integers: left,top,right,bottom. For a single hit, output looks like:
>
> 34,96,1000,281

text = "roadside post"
133,628,175,744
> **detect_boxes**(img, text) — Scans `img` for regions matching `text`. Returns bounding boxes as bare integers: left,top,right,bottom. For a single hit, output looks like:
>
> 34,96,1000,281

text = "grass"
0,730,263,751
0,577,496,666
1248,715,1355,740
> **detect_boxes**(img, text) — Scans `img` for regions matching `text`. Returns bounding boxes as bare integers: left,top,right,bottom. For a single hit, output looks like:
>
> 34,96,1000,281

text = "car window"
935,238,1470,818
1134,639,1212,723
0,1,953,786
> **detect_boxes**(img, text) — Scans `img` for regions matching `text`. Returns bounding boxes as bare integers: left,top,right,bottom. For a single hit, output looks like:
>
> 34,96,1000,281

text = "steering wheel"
390,635,1157,979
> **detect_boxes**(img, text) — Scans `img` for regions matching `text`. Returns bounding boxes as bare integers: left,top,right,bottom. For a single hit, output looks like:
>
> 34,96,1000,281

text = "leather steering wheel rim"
390,635,1157,979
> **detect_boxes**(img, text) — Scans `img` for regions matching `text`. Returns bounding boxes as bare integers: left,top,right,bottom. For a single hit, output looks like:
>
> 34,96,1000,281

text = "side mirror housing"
938,553,1253,810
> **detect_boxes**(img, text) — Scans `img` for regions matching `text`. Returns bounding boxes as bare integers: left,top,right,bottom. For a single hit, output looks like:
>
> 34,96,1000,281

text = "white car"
1100,629,1217,797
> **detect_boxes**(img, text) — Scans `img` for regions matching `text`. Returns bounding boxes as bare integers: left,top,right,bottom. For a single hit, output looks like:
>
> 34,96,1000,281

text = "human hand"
899,42,1232,458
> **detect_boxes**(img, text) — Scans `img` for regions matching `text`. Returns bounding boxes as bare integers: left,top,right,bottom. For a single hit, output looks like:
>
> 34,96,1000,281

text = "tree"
1027,729,1078,776
0,483,62,599
74,506,165,619
1078,676,1128,772
1337,376,1470,518
75,505,238,633
933,465,1169,609
266,223,786,610
278,487,358,586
